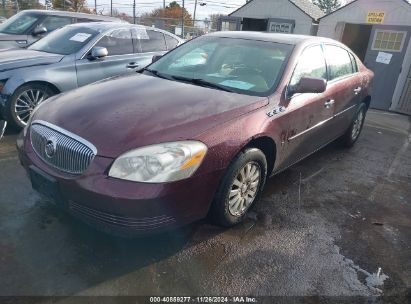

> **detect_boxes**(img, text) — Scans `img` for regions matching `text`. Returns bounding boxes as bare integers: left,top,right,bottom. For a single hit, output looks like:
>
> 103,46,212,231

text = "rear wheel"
210,148,267,227
5,84,57,130
340,103,367,147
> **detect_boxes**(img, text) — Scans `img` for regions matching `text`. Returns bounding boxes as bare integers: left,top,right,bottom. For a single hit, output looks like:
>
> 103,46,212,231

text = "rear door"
75,28,137,87
323,44,361,133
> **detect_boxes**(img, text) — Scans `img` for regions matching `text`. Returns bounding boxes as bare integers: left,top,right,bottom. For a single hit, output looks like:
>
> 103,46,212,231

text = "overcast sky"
84,0,247,20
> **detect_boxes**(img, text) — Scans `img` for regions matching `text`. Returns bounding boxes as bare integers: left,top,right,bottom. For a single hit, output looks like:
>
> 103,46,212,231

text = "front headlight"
108,141,207,183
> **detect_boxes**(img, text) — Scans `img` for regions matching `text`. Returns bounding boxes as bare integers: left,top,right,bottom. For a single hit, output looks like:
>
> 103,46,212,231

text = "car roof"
206,31,339,47
18,9,123,22
67,22,183,39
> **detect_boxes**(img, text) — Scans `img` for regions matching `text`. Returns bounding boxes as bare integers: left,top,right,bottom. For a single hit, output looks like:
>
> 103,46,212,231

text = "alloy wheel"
351,110,364,141
228,162,261,217
14,89,49,125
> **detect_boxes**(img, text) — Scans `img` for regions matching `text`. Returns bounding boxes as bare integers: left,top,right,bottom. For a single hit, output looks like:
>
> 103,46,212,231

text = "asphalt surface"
0,110,410,300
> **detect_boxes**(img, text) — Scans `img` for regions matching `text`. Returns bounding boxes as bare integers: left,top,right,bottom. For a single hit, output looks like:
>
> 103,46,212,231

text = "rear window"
324,45,354,80
140,30,167,53
165,34,179,50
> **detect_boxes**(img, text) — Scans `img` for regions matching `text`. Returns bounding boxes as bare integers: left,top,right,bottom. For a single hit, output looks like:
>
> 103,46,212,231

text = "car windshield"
29,26,100,55
0,12,40,35
147,36,293,96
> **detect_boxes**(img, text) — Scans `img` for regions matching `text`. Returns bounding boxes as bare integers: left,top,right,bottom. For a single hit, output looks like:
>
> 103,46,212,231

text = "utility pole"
163,0,165,9
133,0,136,24
110,0,113,16
193,0,197,27
181,0,185,38
94,0,97,14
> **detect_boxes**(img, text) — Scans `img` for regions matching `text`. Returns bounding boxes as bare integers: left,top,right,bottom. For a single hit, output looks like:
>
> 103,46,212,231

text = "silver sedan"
0,22,183,129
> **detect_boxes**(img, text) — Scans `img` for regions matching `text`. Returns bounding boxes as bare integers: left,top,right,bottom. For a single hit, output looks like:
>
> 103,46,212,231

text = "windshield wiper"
170,75,235,92
141,68,172,80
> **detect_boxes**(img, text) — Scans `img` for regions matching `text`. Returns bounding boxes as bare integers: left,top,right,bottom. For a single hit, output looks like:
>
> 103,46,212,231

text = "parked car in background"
0,17,6,24
0,22,183,129
0,10,122,50
17,32,373,236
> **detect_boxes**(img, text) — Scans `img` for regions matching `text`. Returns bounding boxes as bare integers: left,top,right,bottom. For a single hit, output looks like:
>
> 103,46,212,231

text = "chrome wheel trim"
14,89,49,126
228,162,261,217
351,110,364,140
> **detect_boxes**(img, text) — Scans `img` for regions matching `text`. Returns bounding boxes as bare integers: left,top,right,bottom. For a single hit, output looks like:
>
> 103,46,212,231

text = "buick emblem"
45,137,57,158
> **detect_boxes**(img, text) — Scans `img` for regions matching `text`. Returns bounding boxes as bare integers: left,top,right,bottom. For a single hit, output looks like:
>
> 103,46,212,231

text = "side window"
39,16,72,32
349,52,358,73
140,30,167,53
165,34,179,50
95,29,133,56
289,45,327,87
324,45,354,80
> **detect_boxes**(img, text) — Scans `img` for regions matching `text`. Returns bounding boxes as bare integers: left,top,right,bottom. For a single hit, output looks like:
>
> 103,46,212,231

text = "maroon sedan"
17,32,374,235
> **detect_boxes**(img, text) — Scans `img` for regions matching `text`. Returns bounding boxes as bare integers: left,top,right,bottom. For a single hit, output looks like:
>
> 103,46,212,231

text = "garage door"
397,66,411,114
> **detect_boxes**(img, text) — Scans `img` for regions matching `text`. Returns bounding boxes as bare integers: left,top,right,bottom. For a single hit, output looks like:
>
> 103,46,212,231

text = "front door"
76,29,138,87
276,45,336,171
364,25,411,110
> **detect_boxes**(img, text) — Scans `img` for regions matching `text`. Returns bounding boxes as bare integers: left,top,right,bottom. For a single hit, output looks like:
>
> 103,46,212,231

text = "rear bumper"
17,133,224,236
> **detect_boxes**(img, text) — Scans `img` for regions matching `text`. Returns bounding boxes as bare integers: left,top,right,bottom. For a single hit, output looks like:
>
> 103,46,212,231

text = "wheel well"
244,137,277,176
17,81,60,95
363,95,371,109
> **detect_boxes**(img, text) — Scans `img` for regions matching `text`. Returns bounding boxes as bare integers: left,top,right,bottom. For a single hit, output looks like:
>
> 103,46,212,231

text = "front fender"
0,56,78,97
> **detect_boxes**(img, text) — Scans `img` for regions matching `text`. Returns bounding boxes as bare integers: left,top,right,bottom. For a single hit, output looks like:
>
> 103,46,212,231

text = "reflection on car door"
323,44,361,134
276,45,336,170
75,28,138,87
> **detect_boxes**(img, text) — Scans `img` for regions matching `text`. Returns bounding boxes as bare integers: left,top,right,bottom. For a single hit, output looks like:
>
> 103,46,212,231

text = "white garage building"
218,0,324,35
318,0,411,114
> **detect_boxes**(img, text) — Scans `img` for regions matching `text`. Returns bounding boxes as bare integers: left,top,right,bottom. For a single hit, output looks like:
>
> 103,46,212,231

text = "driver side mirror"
89,47,108,60
32,26,47,36
287,76,327,98
152,55,162,63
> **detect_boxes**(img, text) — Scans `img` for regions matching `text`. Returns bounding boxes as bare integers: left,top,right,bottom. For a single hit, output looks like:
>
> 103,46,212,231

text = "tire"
210,148,267,227
340,102,367,147
4,83,57,130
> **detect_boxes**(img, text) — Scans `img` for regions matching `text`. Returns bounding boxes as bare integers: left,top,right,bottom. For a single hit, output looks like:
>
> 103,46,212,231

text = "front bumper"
17,133,224,236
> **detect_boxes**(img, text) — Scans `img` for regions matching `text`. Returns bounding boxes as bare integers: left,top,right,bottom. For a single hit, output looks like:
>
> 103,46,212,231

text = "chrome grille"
30,120,97,174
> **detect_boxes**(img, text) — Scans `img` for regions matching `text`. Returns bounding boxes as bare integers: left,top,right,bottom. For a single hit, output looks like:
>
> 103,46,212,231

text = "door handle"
324,99,335,108
354,87,362,95
127,62,140,69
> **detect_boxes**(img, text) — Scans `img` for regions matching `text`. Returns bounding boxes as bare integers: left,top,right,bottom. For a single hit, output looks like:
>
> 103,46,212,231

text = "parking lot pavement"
0,110,410,299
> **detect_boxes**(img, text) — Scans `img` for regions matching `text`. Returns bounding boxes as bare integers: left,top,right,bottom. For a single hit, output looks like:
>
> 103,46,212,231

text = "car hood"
33,73,268,157
0,49,63,72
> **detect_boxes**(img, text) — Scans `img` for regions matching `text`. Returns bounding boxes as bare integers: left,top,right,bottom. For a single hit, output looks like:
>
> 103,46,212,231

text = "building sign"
367,11,385,24
269,22,293,33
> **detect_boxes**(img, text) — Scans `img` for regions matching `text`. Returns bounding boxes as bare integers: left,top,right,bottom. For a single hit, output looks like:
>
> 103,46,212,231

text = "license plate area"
29,166,62,205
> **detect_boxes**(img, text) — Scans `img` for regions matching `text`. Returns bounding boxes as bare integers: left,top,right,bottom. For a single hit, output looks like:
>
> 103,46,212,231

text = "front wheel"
340,103,367,147
5,84,57,130
210,148,267,227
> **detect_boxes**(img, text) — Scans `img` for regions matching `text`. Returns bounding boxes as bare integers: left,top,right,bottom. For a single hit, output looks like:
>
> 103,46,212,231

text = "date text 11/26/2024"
149,296,257,303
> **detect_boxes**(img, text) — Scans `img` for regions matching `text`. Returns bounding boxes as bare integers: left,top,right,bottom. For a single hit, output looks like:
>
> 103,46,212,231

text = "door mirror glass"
152,54,162,63
288,76,326,96
32,26,47,36
90,46,108,59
